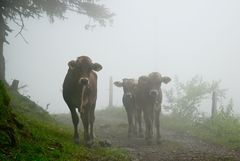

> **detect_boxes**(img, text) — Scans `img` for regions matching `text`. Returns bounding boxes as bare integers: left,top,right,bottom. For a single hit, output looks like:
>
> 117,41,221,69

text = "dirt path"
53,112,240,161
96,123,240,161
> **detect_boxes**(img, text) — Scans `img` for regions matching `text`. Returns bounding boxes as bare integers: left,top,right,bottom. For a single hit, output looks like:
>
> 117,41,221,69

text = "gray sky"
4,0,240,114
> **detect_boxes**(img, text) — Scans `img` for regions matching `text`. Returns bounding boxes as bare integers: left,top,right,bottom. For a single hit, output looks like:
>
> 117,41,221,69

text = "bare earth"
96,123,240,161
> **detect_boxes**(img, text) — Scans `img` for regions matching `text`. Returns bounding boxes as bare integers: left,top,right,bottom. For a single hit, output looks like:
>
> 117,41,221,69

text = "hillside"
0,81,130,161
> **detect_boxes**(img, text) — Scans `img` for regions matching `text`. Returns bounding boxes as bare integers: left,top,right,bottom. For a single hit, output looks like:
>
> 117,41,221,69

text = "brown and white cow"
62,56,102,147
136,73,171,144
135,76,149,138
114,78,138,137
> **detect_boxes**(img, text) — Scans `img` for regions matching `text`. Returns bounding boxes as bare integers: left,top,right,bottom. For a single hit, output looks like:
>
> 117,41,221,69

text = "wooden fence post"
10,79,19,92
211,91,217,118
108,76,113,108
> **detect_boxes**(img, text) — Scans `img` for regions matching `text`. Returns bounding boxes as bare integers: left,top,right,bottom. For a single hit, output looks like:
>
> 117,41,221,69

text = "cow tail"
79,85,86,113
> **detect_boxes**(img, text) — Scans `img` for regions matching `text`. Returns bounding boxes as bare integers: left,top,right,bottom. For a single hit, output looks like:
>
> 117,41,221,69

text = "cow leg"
129,108,135,137
143,109,151,144
144,106,154,145
150,108,154,138
133,109,138,136
155,106,161,144
137,108,144,138
70,108,80,144
80,108,91,147
149,107,154,139
89,104,96,143
126,108,134,138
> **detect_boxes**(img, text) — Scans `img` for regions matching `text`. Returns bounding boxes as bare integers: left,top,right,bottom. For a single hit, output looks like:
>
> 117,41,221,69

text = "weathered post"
108,76,113,108
211,91,217,118
10,79,19,92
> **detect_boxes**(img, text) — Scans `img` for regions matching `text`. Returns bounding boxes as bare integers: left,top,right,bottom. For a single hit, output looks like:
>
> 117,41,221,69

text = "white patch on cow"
78,85,88,113
79,77,89,85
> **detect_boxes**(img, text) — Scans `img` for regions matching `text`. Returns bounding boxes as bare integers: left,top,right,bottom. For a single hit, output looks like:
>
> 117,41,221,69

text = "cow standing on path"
135,76,149,138
114,79,138,138
148,72,171,144
63,56,102,147
136,73,171,144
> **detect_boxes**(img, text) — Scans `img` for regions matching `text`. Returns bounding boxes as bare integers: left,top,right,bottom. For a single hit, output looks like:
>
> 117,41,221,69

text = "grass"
194,114,240,149
52,106,128,132
161,113,240,149
0,82,131,161
95,107,127,125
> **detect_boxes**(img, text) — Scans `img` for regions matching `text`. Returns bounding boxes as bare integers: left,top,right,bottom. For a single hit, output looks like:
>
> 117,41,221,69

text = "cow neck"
79,85,87,113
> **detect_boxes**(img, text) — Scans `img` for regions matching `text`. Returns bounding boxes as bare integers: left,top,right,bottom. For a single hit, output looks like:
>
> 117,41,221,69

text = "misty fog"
4,0,240,114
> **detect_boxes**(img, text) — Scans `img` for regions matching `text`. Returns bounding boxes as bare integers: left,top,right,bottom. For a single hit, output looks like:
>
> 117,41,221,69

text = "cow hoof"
86,143,92,148
128,133,133,138
74,138,80,144
85,140,93,148
138,133,144,138
145,137,152,145
146,140,152,145
133,130,137,136
99,139,112,147
157,140,161,145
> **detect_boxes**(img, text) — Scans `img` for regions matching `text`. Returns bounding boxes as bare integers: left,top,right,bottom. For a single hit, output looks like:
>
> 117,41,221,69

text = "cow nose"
126,93,132,98
150,90,158,97
79,78,89,85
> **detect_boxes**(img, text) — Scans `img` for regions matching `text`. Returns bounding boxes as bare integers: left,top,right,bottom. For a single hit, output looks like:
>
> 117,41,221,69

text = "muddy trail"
95,120,240,161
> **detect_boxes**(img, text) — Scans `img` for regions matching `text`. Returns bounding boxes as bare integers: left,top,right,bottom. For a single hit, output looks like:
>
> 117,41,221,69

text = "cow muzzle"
125,93,133,99
79,77,89,85
149,90,159,97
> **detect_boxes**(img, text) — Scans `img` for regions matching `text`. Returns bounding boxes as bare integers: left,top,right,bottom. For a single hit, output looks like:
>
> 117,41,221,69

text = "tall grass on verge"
162,101,240,149
195,104,240,149
163,76,240,149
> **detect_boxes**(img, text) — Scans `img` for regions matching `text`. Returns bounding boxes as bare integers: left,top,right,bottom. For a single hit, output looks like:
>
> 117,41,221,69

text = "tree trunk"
0,13,5,82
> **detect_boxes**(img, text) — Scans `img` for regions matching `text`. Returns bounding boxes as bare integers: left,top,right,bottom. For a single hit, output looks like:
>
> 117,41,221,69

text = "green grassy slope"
0,81,130,161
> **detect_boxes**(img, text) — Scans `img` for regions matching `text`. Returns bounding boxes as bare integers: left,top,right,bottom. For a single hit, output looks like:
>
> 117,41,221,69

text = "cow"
114,78,138,137
135,76,149,139
62,56,102,147
136,73,171,144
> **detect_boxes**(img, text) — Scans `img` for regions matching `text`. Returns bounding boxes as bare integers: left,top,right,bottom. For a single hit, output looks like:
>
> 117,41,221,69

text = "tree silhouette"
0,0,114,81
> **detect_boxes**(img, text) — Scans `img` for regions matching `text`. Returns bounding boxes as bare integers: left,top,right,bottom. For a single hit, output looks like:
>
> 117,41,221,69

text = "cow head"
114,78,137,99
137,75,149,89
148,72,171,99
68,56,102,86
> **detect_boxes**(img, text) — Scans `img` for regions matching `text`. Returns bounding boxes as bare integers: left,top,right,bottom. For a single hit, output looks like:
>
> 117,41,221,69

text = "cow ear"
161,76,171,84
92,63,102,72
114,81,123,87
68,60,76,70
